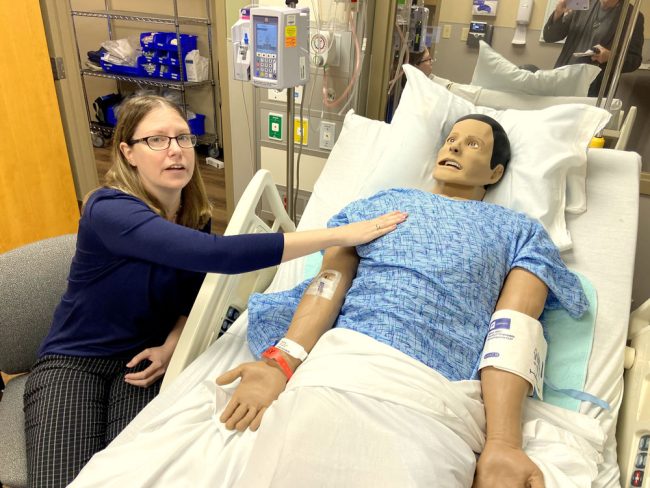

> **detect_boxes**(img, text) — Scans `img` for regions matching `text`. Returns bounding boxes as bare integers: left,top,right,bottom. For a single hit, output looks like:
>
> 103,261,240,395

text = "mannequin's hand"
591,44,611,64
124,344,175,387
473,439,545,488
336,211,408,247
216,361,288,431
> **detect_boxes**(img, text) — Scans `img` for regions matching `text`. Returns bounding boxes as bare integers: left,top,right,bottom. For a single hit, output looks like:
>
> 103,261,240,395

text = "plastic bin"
100,59,143,77
106,104,119,126
137,56,160,77
158,64,186,81
155,50,181,67
140,32,159,49
157,33,197,54
188,113,205,135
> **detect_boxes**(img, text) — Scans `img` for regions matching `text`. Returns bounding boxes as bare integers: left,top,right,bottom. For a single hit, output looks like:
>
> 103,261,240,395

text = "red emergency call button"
631,469,644,487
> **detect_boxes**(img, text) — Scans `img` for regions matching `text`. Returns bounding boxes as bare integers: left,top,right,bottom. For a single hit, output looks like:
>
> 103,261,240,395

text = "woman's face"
417,47,433,77
120,105,195,202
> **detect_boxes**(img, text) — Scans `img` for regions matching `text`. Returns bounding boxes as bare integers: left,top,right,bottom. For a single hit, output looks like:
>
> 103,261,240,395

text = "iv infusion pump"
240,6,310,90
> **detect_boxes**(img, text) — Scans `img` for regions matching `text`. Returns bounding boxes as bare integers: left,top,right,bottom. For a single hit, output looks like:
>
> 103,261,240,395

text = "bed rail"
617,297,650,487
161,170,295,391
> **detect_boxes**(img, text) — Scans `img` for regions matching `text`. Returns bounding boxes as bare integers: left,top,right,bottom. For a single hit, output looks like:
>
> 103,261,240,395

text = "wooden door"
0,0,79,252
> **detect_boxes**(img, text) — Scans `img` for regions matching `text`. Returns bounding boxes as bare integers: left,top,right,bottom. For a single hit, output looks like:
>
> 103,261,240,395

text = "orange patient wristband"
262,346,294,381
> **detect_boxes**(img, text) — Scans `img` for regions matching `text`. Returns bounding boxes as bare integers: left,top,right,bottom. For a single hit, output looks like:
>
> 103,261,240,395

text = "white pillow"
471,41,601,97
428,75,615,215
299,110,390,229
358,65,610,251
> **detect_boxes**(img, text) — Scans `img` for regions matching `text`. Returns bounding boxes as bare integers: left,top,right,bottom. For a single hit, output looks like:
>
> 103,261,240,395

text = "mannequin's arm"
473,267,548,488
217,245,360,431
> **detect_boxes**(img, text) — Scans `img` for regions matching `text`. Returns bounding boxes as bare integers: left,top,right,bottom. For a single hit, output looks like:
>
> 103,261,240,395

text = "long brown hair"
91,94,212,229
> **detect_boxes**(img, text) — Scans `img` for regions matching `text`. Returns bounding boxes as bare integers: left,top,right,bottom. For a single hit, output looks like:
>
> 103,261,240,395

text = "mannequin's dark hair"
453,114,511,170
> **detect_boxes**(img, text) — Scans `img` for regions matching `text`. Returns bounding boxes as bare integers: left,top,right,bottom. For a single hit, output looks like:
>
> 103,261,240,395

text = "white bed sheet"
103,149,640,487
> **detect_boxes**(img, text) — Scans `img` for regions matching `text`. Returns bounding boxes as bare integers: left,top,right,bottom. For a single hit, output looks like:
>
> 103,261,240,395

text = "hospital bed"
74,105,644,486
151,148,643,487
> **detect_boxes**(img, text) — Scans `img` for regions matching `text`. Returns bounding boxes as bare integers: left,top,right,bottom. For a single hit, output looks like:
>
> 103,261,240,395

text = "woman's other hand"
124,343,175,387
216,360,288,431
336,210,408,247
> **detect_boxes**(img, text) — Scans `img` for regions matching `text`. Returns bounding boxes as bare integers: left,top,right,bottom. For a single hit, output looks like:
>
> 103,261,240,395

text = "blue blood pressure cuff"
478,309,547,400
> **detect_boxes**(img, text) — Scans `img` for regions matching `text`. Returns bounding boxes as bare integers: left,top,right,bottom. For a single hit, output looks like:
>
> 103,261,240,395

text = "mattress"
562,148,641,487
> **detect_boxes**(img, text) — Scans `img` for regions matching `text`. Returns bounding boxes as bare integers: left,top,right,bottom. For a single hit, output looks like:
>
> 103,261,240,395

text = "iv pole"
286,0,298,223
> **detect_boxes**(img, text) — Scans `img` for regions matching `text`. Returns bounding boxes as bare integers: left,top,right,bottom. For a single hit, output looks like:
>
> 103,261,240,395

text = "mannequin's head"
433,114,511,200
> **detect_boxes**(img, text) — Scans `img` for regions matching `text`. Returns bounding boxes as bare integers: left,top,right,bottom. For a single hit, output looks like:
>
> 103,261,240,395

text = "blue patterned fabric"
248,189,589,381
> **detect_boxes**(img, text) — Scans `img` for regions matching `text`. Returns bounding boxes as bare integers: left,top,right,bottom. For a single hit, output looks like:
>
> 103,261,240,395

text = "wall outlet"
268,86,303,104
319,121,336,150
442,24,452,39
461,27,470,42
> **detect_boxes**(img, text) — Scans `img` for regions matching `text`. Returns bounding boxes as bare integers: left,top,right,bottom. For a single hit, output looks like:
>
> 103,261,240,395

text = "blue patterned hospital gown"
248,189,588,381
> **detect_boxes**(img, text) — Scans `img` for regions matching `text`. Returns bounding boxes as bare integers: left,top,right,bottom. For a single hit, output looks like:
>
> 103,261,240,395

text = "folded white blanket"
71,328,604,488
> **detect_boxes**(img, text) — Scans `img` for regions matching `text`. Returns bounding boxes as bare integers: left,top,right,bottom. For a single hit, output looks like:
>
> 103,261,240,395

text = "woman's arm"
89,194,405,275
473,268,548,488
216,245,360,431
543,1,572,43
281,211,405,262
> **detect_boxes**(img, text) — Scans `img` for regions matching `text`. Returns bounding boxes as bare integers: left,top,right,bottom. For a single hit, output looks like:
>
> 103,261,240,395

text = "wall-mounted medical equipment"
408,5,429,53
232,8,251,82
467,21,493,48
512,0,534,45
250,6,310,89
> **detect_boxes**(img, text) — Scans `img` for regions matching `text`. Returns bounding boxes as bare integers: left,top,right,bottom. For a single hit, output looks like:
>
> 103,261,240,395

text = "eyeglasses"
129,134,198,151
419,57,433,65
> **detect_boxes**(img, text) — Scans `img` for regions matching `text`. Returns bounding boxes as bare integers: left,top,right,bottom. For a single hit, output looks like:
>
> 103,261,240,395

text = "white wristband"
276,337,308,361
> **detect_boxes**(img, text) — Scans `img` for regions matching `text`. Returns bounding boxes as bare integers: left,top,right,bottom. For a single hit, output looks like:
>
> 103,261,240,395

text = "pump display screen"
253,15,279,81
254,17,278,54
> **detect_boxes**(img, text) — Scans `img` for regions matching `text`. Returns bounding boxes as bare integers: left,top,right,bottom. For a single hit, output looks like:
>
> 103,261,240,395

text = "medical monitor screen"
254,16,278,55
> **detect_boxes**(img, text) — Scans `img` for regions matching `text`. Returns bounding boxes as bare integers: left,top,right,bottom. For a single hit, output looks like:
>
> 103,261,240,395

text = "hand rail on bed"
161,170,296,391
617,297,650,487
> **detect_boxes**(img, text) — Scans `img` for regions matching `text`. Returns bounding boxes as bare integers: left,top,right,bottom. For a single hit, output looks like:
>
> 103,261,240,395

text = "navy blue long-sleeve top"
39,188,284,359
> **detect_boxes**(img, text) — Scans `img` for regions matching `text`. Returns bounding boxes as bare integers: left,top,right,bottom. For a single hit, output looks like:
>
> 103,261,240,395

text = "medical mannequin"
543,0,644,96
221,115,585,487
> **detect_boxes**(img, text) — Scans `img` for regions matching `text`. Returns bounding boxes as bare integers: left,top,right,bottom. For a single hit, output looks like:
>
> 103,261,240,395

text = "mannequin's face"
433,119,504,188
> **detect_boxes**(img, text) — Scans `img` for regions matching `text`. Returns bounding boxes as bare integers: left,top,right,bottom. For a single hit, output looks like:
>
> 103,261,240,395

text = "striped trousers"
23,355,161,488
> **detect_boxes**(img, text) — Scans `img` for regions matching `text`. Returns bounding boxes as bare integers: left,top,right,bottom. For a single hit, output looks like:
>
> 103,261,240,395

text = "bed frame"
161,170,295,390
618,298,650,488
163,167,649,487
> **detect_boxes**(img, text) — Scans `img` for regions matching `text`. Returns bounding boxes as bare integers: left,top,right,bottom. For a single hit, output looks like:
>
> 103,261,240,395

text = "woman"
23,94,406,488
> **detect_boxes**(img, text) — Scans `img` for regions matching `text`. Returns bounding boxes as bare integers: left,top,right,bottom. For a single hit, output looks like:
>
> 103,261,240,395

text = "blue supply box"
100,32,197,81
188,113,205,135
